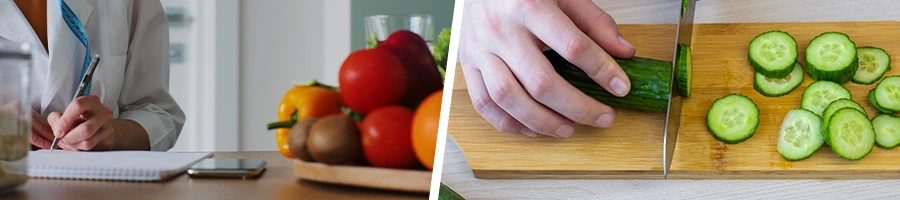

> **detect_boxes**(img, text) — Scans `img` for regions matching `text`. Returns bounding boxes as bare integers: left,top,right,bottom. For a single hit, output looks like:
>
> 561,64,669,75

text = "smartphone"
187,158,267,179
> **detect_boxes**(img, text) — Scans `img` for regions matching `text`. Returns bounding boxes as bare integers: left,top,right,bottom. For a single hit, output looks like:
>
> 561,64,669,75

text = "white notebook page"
28,151,212,181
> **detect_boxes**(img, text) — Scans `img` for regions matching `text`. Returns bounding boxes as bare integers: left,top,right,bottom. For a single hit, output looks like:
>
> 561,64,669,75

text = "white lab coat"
0,0,185,151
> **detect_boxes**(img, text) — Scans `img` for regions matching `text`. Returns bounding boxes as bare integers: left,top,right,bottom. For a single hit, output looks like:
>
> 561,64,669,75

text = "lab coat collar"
0,0,49,55
44,0,93,111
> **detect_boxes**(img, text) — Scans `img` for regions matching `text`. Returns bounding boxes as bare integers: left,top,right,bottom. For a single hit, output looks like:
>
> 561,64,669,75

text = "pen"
51,54,101,152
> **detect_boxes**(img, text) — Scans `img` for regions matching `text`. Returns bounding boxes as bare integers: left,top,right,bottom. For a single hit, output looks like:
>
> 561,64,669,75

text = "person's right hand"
460,0,636,138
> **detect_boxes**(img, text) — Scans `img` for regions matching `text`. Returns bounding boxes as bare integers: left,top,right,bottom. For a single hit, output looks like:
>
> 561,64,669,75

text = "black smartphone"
187,158,267,179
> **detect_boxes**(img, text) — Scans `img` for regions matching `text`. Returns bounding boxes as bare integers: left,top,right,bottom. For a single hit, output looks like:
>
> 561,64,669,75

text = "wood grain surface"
448,24,675,179
669,21,900,179
293,160,432,193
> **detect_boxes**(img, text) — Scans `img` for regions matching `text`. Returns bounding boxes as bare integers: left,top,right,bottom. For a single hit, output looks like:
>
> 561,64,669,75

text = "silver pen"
50,54,101,152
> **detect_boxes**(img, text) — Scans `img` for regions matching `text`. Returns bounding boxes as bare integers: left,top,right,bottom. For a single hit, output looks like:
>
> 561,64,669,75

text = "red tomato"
338,48,407,114
360,106,419,169
380,30,444,107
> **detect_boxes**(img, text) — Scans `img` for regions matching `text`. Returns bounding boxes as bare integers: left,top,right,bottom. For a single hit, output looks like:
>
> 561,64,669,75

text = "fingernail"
619,36,634,49
520,127,538,137
595,114,614,128
610,77,630,97
555,124,574,138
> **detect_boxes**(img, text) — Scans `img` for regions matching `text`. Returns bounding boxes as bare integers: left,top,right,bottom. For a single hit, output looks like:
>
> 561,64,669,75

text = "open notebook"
28,151,212,181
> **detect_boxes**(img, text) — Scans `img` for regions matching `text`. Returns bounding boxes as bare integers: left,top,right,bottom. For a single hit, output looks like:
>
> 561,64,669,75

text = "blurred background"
158,0,455,152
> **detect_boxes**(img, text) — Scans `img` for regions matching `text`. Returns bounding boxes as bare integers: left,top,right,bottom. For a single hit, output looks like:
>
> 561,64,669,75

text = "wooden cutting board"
293,160,432,193
669,21,900,179
448,24,676,179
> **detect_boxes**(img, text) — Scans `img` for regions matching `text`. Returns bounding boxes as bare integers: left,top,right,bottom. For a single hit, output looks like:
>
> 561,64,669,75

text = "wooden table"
0,151,427,200
442,0,900,198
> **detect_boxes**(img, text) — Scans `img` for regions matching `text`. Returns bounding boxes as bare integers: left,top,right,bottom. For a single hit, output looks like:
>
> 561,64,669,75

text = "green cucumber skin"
852,46,891,85
828,108,875,161
546,50,671,113
874,76,900,113
868,89,894,114
806,32,858,84
749,30,797,78
822,99,867,146
753,62,804,97
706,94,759,144
677,44,692,97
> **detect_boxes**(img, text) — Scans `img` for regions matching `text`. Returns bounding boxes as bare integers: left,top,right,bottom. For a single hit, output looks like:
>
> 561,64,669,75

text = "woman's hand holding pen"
48,95,116,151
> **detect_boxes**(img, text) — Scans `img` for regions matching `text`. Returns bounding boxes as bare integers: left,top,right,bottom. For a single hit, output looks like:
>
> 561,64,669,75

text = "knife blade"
664,0,695,178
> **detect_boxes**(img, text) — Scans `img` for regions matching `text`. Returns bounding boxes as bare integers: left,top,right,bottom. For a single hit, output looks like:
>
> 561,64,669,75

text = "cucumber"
801,81,852,116
748,30,798,78
707,94,759,144
754,61,804,97
827,108,875,160
852,47,891,85
873,76,900,113
546,50,671,113
872,114,900,148
821,98,867,145
677,44,692,97
805,32,858,84
777,108,824,161
868,89,893,113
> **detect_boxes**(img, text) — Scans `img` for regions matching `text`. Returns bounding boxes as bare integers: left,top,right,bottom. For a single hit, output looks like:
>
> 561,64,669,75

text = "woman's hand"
48,96,115,151
30,110,55,149
460,0,636,138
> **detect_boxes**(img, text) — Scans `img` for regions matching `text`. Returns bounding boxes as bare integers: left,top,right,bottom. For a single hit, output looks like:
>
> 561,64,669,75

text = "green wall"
350,0,455,50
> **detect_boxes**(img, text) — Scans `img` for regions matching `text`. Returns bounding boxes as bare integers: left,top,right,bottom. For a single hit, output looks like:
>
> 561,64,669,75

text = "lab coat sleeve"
117,0,185,151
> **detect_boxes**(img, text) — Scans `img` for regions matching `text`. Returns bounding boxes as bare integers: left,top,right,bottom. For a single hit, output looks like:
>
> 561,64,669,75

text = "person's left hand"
48,96,115,151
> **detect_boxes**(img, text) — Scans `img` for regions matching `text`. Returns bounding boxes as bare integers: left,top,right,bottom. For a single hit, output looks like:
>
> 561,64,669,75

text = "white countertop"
441,0,900,199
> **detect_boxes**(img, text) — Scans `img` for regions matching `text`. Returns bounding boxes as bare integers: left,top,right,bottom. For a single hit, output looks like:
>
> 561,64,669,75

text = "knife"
663,0,695,178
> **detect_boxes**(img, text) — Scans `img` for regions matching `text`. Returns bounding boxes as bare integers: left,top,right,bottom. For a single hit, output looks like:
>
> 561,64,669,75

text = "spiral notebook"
28,151,212,181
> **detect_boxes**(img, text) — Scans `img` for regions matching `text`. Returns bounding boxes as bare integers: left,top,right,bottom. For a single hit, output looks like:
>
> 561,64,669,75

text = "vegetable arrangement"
708,30,899,161
267,29,446,171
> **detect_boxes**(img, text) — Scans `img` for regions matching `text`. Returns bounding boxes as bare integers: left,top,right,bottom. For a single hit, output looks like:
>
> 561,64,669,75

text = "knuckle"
471,93,493,114
524,75,553,102
518,0,541,14
488,81,515,107
562,36,588,59
494,116,520,134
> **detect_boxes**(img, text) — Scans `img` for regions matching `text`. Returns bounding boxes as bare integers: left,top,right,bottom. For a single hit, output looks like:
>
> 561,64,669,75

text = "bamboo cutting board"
448,24,676,179
669,21,900,179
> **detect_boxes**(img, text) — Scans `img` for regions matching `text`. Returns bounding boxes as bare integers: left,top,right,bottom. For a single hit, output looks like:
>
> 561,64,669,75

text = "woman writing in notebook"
5,0,184,151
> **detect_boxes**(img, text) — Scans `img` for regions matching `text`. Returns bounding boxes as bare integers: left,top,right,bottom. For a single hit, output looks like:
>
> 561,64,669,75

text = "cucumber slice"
821,98,867,145
852,47,891,85
777,108,824,161
801,81,852,116
748,30,798,78
872,114,900,148
677,44,692,97
874,76,900,113
806,32,858,84
754,61,804,97
706,94,759,144
868,88,893,113
827,108,875,160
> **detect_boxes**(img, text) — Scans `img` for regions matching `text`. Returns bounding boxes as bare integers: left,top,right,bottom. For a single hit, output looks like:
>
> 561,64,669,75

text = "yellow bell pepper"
273,80,342,158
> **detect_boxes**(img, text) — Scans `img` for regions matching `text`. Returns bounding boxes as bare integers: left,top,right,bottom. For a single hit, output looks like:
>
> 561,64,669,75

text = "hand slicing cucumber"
754,61,804,97
821,98,867,145
868,89,893,114
677,44,692,97
873,76,900,113
852,47,891,85
827,108,875,160
777,109,824,161
872,114,900,149
806,32,858,84
801,81,852,116
546,50,677,113
749,30,798,78
707,94,759,144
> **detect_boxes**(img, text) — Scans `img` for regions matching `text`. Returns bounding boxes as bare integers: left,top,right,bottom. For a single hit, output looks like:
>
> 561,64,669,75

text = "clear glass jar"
0,37,31,195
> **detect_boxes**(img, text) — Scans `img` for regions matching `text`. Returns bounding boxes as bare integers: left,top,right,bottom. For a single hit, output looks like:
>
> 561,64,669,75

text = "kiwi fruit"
288,118,318,162
307,115,361,165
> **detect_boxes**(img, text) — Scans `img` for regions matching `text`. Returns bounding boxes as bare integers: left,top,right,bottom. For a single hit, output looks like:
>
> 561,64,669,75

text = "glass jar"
0,37,31,195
